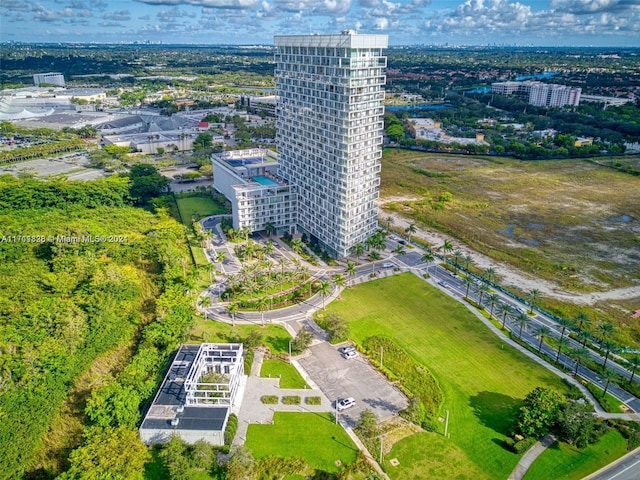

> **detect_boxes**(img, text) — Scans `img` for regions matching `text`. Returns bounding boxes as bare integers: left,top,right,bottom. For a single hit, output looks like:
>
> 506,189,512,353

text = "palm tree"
464,254,474,271
354,242,365,261
370,232,386,251
385,215,394,231
463,276,474,298
602,368,616,397
601,340,616,370
440,239,453,261
527,288,542,314
291,237,304,255
205,262,215,283
498,303,513,329
257,296,269,326
319,280,332,310
421,251,434,264
451,250,464,272
514,312,531,339
628,356,640,385
332,273,346,298
474,282,490,306
393,245,406,256
483,267,497,284
557,317,573,346
405,223,417,242
487,293,500,319
199,295,211,320
574,312,591,339
346,261,357,284
534,326,551,352
264,222,276,237
227,302,239,327
596,321,615,343
556,336,570,363
571,347,590,376
264,240,275,257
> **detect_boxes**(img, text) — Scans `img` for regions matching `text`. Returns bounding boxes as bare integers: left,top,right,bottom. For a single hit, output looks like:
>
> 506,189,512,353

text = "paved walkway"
507,434,557,480
233,349,333,446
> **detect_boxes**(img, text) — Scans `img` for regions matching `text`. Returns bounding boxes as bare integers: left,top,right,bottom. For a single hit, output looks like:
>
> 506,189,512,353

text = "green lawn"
174,195,227,225
260,359,309,389
326,273,571,480
189,320,292,354
523,430,628,480
245,412,358,473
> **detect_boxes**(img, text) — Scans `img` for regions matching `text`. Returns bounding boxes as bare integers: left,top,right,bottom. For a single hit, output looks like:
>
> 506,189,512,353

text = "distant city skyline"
1,0,639,47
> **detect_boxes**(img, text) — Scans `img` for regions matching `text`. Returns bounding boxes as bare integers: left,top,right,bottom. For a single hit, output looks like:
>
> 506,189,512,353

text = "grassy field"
189,320,292,354
523,429,628,480
260,359,309,389
380,149,640,293
379,148,640,345
174,194,228,225
326,273,574,480
245,412,359,473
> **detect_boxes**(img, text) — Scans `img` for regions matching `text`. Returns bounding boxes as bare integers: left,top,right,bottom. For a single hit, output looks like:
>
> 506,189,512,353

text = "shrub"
282,396,301,405
305,396,322,405
513,437,537,454
244,348,254,375
261,395,278,404
363,336,443,421
224,414,238,447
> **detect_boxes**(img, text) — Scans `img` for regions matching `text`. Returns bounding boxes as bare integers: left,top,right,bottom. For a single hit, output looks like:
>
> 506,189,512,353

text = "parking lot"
299,342,408,427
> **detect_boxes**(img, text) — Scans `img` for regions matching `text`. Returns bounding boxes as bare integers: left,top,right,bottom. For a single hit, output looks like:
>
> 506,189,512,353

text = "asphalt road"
584,447,640,480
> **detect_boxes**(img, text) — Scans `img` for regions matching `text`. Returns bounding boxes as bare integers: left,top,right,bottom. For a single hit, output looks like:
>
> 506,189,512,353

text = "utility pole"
444,410,450,438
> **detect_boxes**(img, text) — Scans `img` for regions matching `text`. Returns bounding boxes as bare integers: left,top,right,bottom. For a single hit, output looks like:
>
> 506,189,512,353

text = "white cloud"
136,0,258,8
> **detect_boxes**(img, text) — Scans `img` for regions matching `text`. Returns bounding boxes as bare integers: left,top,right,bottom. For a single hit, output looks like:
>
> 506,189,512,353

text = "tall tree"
319,280,332,310
405,223,417,242
527,288,542,314
556,336,570,363
498,302,513,329
514,312,531,340
571,347,590,376
534,326,551,353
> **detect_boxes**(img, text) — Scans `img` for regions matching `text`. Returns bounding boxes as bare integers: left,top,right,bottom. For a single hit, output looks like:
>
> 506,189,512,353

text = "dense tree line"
0,173,193,478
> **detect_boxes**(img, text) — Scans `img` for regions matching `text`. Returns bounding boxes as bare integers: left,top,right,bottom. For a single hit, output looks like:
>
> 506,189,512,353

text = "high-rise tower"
274,31,388,258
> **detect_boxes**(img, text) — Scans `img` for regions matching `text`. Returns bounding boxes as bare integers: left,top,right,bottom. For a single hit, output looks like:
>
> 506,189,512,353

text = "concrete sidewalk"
508,434,557,480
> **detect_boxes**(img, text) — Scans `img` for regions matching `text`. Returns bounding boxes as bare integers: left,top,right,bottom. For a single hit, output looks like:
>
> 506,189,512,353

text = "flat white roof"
275,33,388,49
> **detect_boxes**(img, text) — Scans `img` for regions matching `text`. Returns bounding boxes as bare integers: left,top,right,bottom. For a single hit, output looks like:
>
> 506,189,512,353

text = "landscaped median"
322,273,630,480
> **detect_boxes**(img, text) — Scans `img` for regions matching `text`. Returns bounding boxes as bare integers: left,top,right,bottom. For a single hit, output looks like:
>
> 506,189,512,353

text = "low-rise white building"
140,343,245,445
213,149,297,235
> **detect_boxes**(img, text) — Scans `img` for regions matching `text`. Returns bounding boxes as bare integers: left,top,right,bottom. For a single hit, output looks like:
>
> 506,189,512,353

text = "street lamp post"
379,434,384,464
288,340,292,364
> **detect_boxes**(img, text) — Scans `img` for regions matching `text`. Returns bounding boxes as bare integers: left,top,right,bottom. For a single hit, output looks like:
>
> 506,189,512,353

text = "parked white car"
336,397,356,411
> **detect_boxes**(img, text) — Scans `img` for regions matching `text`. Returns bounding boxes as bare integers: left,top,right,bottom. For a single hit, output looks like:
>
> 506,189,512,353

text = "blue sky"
1,0,639,46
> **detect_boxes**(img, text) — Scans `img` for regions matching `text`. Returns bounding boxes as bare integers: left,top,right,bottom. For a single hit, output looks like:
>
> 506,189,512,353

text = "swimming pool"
253,175,278,186
227,157,265,167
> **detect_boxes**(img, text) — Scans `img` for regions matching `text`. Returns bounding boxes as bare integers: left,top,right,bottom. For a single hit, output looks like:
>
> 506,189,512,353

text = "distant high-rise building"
491,81,581,108
33,72,65,87
274,31,388,258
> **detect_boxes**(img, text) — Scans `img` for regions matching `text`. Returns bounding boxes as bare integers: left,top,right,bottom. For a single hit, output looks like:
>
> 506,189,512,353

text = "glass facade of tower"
274,32,388,258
